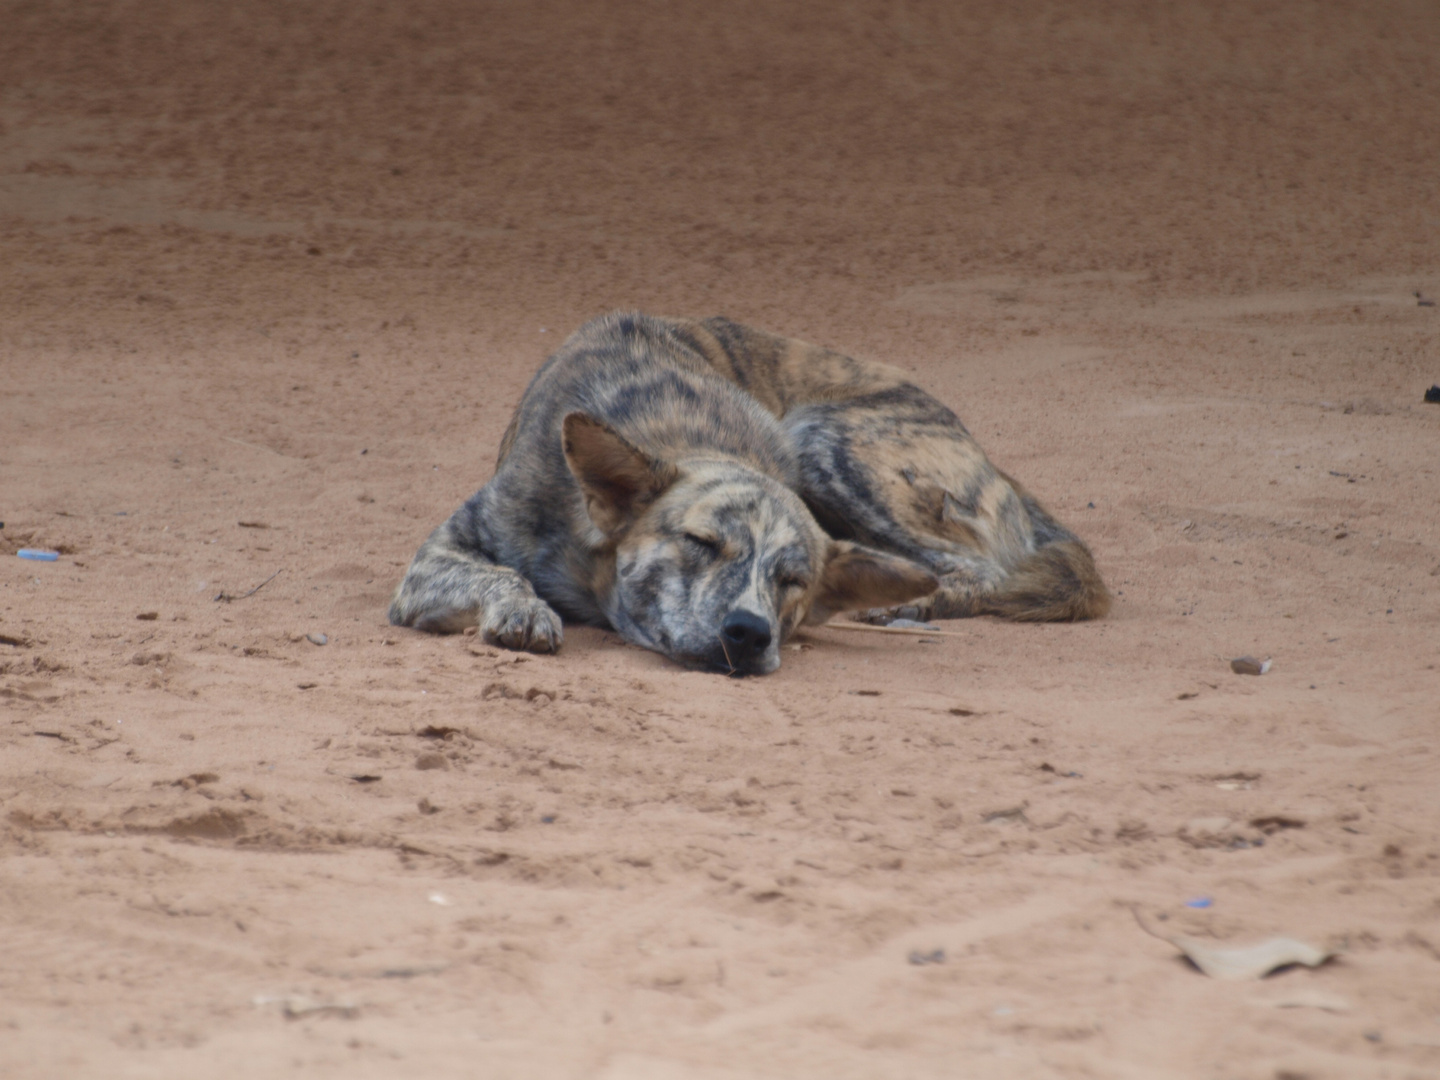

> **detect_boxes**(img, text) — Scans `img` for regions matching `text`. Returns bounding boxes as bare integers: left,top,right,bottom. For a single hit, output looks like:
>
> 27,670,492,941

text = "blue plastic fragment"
1184,897,1213,909
17,549,60,562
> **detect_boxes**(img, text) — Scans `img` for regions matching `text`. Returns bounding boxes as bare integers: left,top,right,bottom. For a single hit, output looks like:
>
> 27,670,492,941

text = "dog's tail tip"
985,539,1112,622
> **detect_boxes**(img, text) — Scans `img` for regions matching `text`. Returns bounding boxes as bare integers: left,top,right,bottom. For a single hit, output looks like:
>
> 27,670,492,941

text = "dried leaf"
1134,910,1337,979
1230,656,1272,676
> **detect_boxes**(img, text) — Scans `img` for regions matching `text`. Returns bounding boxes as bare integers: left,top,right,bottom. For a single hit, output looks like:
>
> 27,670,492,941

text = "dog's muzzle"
716,609,774,675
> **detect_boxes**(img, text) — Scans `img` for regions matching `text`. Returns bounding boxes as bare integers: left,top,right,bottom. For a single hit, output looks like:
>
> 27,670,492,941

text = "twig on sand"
215,569,282,603
221,434,293,458
821,622,967,639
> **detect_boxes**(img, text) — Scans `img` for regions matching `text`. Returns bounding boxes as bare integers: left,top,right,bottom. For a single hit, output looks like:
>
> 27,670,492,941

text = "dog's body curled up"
390,313,1109,675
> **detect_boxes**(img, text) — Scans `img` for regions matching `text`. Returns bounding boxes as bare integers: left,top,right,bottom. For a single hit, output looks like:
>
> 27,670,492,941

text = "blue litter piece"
1184,897,1213,909
17,549,60,562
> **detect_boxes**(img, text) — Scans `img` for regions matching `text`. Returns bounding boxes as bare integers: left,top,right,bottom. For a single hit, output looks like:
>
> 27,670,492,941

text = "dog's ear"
804,541,938,624
562,413,678,537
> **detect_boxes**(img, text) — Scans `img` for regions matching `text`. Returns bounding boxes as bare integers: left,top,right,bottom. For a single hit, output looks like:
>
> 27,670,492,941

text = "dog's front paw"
854,600,932,626
481,597,564,654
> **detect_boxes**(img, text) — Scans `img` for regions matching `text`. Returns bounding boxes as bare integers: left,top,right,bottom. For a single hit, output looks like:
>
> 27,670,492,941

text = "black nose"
720,610,772,659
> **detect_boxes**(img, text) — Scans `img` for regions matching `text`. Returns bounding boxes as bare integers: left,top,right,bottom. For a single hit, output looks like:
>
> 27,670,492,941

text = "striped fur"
390,311,1108,674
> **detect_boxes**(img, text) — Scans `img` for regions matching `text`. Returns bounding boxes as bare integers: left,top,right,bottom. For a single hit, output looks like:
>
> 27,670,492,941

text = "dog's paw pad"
483,599,563,654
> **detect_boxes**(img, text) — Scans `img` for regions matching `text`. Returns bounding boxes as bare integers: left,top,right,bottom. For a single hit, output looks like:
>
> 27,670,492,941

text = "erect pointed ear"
562,413,678,537
804,541,939,625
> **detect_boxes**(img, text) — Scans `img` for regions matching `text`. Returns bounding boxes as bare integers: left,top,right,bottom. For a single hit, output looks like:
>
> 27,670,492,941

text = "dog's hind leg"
664,316,1110,622
388,518,563,652
789,397,1110,623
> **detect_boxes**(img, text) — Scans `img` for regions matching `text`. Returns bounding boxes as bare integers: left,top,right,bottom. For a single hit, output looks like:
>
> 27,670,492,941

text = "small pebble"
907,948,946,966
306,632,328,646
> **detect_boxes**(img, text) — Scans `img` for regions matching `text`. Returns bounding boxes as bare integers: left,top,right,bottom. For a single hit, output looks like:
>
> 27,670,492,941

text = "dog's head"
563,413,937,675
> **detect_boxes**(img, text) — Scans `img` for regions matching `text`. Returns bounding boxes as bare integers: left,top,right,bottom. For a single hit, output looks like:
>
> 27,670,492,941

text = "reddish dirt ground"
2,2,1438,1077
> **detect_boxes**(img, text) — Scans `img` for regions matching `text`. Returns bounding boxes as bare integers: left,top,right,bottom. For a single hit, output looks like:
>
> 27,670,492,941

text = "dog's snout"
721,610,772,658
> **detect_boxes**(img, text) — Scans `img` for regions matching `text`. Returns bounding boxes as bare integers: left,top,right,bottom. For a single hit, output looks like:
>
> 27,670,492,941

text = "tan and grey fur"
390,312,1108,674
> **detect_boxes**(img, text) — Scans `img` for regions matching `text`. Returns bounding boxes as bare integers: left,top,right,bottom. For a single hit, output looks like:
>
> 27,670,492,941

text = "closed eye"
776,576,807,591
683,532,721,554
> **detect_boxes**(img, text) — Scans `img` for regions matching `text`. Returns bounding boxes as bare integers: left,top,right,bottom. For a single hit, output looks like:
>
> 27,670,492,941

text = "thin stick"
215,569,282,603
221,435,291,458
820,622,968,639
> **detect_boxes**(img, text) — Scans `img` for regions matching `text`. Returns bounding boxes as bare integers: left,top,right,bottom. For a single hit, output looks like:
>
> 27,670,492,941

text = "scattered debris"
215,569,282,602
237,521,272,529
415,752,449,771
1177,691,1199,700
17,549,59,562
1250,815,1305,834
135,611,159,621
1214,772,1260,791
297,682,317,690
907,948,946,966
850,689,881,697
1180,817,1264,849
1134,909,1337,979
1256,991,1351,1013
1418,291,1437,308
427,892,452,906
1184,897,1213,909
377,964,448,979
32,730,73,742
1038,762,1082,778
305,632,328,646
948,706,978,716
254,994,359,1020
349,774,382,783
1425,385,1440,403
418,725,461,740
982,805,1029,825
1230,656,1271,676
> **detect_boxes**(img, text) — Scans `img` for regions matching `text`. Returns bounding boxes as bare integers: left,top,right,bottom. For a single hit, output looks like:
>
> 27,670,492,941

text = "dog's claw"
482,599,563,654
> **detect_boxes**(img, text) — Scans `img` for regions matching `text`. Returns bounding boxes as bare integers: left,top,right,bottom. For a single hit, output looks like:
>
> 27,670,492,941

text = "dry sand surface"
3,2,1439,1077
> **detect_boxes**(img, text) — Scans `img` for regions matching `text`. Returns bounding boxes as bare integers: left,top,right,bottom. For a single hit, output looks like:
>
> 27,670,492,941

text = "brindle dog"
389,312,1109,675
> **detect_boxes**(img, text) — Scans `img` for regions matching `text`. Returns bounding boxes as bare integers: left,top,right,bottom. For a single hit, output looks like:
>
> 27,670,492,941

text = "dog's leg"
388,517,563,652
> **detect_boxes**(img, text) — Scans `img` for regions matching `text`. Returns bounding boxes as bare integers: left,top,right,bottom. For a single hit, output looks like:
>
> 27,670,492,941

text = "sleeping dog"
389,313,1108,675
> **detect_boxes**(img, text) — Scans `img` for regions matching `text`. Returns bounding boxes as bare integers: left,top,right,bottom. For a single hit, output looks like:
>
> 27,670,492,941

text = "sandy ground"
2,2,1439,1077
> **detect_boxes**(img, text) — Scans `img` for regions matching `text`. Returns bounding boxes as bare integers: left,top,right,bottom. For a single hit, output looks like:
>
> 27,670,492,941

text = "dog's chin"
672,648,779,678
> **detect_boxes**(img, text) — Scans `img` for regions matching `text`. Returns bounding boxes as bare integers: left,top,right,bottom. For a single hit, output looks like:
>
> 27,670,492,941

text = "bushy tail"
981,538,1111,621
